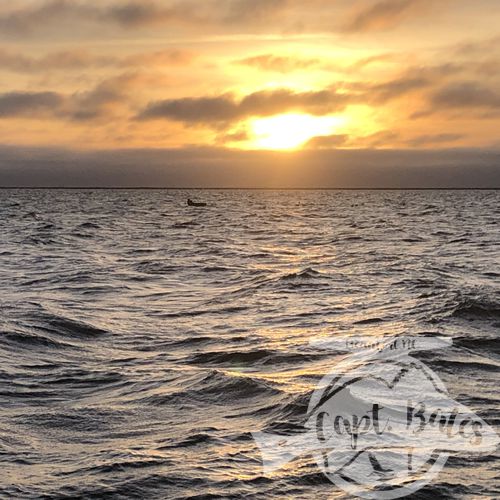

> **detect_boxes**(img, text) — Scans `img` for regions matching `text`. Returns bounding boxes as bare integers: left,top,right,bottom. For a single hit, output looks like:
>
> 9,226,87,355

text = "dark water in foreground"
0,189,499,499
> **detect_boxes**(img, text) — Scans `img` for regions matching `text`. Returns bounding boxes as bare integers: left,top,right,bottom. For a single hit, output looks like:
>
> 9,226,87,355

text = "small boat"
187,198,207,207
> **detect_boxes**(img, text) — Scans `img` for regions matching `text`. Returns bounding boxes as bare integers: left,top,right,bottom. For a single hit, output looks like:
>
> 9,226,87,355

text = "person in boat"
187,198,207,207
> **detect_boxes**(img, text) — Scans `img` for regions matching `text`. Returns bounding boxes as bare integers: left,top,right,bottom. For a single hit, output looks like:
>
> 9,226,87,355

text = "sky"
0,0,500,187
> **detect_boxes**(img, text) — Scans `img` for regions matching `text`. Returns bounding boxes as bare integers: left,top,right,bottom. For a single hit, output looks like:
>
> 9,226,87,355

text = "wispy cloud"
233,54,323,73
0,73,141,121
434,82,500,109
69,73,139,121
406,133,464,147
0,48,114,73
344,0,430,33
137,70,440,126
137,88,351,125
0,91,64,118
412,81,500,118
0,47,195,73
0,0,294,36
121,49,195,67
0,0,97,35
366,75,430,102
305,134,349,149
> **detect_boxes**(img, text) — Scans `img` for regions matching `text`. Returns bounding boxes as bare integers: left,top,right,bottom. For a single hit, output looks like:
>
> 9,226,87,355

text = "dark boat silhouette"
187,198,207,207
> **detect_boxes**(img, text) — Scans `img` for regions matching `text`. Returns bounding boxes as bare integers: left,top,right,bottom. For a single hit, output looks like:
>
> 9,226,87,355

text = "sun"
250,113,345,150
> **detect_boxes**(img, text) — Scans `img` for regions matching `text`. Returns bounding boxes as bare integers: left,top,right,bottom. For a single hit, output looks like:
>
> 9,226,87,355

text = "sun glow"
250,114,346,150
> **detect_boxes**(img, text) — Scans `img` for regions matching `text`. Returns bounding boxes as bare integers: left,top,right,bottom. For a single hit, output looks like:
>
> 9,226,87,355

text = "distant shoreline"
0,187,499,191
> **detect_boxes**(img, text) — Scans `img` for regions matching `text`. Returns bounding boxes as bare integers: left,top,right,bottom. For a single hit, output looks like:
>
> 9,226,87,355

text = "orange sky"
0,0,499,154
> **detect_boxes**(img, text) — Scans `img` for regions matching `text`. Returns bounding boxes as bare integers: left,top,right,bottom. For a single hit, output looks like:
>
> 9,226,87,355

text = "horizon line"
1,187,499,191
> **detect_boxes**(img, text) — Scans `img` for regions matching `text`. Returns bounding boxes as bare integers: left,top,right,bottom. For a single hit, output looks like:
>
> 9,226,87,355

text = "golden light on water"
250,114,346,150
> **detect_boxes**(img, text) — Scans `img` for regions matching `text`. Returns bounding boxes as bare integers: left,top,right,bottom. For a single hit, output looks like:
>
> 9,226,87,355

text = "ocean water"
0,189,498,499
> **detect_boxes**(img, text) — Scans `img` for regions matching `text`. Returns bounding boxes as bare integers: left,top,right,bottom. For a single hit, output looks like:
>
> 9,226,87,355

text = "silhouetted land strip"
1,187,499,191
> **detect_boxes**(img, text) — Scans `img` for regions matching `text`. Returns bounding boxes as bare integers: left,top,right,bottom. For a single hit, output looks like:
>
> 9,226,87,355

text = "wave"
22,211,40,220
4,309,109,347
1,331,72,349
450,296,500,319
160,305,249,319
21,236,57,246
35,313,108,339
159,432,213,449
279,267,323,281
428,292,500,323
354,317,384,325
141,370,282,407
70,231,95,239
453,336,500,354
77,221,101,229
260,267,333,292
340,235,364,241
21,407,128,433
202,266,230,273
414,482,469,499
40,370,125,388
401,236,425,243
186,349,324,366
483,271,500,278
134,261,182,275
38,223,56,231
58,456,172,478
166,336,216,349
188,267,329,305
430,358,500,372
276,391,311,420
171,220,200,229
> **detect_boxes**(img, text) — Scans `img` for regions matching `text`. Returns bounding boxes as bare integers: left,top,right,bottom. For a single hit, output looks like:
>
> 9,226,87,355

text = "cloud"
0,47,115,73
137,68,443,127
368,76,430,102
305,134,349,149
0,91,64,118
106,1,169,26
0,0,446,38
453,36,500,58
216,128,251,145
233,54,322,73
0,47,195,73
138,95,237,123
223,0,290,25
68,73,138,121
348,53,398,71
346,75,431,104
0,0,293,36
121,49,196,67
357,130,401,148
406,133,464,147
0,73,141,121
344,0,429,33
0,1,186,35
103,0,290,28
431,82,500,109
0,0,98,35
306,131,464,150
137,88,351,124
104,0,205,28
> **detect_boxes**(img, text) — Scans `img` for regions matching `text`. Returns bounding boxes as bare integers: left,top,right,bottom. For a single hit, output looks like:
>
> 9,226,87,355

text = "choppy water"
0,189,499,499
